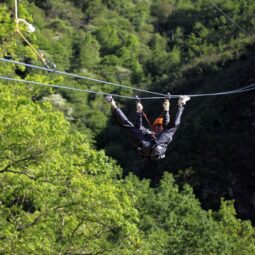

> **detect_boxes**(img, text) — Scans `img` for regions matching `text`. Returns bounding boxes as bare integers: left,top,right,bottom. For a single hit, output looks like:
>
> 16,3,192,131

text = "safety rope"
15,27,48,68
142,112,153,129
0,0,50,68
135,96,153,128
0,58,165,96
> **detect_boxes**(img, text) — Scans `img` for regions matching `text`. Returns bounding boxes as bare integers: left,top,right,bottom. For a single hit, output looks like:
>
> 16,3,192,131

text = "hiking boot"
178,95,191,106
105,95,113,102
106,95,117,109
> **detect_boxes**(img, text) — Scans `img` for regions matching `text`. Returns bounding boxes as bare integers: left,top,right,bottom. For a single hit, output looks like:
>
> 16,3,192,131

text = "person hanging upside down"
106,94,190,160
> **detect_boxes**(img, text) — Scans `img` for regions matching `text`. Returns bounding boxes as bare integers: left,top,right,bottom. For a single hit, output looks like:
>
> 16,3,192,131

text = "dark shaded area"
99,45,255,222
8,197,36,213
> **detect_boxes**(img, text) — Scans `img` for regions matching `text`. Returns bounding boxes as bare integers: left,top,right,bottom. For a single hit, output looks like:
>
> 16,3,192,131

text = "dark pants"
113,108,151,149
156,106,184,144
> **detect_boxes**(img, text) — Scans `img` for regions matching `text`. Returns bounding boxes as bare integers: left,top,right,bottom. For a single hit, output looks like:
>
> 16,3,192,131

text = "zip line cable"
0,75,136,99
0,2,252,99
0,75,254,100
136,83,255,99
0,58,165,96
142,84,255,99
209,0,250,36
1,58,254,100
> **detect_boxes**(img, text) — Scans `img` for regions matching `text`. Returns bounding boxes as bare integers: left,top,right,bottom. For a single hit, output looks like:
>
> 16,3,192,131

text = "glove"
136,102,143,113
163,99,170,111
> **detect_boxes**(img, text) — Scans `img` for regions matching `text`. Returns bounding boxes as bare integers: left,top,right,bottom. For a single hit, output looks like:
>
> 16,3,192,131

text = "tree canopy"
0,1,255,253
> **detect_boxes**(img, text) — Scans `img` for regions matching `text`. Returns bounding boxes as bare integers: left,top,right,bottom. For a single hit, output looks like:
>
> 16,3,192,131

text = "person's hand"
163,99,170,111
136,102,143,113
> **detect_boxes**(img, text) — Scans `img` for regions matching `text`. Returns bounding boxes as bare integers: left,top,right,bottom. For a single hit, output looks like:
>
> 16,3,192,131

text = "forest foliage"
0,0,255,254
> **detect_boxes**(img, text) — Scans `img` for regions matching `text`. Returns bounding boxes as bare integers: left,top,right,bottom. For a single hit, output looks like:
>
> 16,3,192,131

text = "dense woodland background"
0,0,255,254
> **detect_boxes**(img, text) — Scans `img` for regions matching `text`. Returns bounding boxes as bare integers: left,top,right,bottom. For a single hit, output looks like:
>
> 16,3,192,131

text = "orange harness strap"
142,111,153,130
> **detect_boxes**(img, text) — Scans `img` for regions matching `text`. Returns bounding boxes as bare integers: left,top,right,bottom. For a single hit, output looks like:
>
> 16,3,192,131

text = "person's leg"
106,95,135,128
113,108,150,147
113,108,134,128
157,106,183,142
174,95,190,126
107,96,152,153
156,96,190,144
174,105,184,127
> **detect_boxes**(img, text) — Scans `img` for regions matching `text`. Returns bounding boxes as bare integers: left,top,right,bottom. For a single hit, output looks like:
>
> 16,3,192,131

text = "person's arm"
163,110,170,127
162,99,170,127
135,112,143,129
135,101,151,135
135,101,143,129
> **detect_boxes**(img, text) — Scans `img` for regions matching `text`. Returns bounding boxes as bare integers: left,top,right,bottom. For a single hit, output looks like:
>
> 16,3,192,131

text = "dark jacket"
136,110,170,159
113,106,184,160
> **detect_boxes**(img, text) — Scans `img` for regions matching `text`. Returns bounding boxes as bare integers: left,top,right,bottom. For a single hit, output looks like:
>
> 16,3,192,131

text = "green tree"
80,33,101,69
151,0,174,21
123,173,255,255
95,25,121,54
0,83,142,254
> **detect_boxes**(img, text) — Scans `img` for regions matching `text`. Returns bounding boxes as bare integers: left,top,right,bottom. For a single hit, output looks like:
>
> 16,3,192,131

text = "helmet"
153,117,163,127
